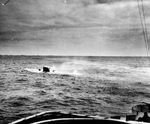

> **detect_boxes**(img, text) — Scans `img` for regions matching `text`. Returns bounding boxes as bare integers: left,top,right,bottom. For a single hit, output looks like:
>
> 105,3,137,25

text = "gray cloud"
0,0,150,55
97,0,110,4
1,0,150,27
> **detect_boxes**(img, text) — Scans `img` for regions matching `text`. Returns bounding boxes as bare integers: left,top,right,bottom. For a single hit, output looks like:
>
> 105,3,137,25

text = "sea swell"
0,56,150,123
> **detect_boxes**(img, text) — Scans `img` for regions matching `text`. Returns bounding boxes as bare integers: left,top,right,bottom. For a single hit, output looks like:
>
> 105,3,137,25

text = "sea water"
0,56,150,123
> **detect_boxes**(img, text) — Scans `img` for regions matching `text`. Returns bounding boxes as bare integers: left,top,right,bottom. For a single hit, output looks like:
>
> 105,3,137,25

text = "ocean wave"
16,78,28,82
2,96,33,107
1,56,150,123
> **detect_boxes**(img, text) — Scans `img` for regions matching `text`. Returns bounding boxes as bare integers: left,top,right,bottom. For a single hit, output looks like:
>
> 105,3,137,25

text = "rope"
141,0,149,39
2,0,10,5
137,0,149,57
141,0,150,53
141,0,150,66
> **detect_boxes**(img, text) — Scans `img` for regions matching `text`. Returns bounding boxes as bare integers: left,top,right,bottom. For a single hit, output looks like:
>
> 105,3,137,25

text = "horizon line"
0,54,150,57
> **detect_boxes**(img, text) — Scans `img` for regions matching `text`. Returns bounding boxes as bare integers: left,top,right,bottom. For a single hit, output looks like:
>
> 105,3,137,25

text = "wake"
25,66,81,76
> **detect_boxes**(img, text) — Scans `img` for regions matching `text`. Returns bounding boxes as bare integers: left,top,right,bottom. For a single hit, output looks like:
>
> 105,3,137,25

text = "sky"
0,0,150,56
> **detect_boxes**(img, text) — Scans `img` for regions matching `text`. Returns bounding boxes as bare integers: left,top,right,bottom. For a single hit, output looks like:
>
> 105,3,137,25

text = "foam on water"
25,68,42,73
25,65,81,76
24,58,150,80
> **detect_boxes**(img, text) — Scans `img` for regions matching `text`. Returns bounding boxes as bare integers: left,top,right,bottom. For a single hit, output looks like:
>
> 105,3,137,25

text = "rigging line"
140,0,150,66
137,0,149,57
141,0,149,51
139,0,150,66
2,0,11,6
137,0,147,49
139,0,149,53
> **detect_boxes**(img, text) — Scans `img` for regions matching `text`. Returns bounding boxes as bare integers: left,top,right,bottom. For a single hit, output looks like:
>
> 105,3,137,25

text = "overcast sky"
0,0,150,56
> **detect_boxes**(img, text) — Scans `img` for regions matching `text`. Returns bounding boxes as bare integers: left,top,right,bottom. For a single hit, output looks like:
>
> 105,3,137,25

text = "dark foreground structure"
8,103,150,124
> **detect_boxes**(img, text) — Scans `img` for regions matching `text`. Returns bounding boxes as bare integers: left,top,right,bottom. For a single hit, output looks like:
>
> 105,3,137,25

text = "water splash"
24,63,81,76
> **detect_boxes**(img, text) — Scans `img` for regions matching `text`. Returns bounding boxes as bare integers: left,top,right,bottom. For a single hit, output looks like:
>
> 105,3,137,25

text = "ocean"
0,55,150,123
